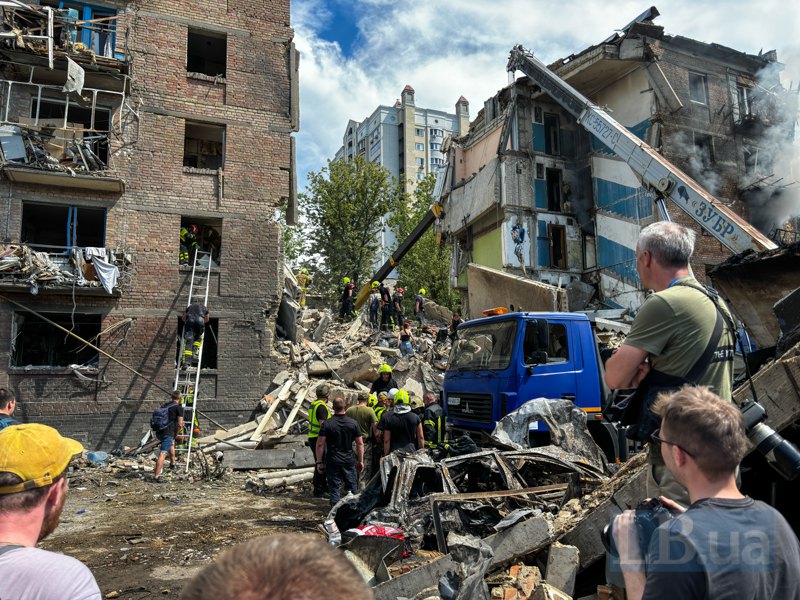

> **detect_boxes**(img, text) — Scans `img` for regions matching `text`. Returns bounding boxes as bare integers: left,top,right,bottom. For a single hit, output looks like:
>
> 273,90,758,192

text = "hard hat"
343,277,350,284
379,364,393,374
394,389,410,405
419,288,427,295
397,287,404,294
368,393,378,408
371,281,380,288
410,396,424,410
388,388,399,400
378,391,389,402
188,224,199,235
316,384,330,398
301,268,308,274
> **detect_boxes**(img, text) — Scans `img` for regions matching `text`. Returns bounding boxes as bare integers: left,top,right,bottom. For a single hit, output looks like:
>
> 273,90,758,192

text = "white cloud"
292,0,800,191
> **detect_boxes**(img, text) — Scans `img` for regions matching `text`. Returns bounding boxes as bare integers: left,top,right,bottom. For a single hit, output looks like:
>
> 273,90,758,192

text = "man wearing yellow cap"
0,423,101,599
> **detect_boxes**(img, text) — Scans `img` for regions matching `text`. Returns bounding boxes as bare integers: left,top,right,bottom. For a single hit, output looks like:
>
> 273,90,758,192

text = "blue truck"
443,311,625,461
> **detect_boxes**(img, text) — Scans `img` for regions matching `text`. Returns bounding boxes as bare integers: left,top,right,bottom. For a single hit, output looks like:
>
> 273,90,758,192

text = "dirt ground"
42,466,329,599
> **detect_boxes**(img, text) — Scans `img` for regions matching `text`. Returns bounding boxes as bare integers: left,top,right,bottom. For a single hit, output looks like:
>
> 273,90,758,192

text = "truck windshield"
447,320,518,371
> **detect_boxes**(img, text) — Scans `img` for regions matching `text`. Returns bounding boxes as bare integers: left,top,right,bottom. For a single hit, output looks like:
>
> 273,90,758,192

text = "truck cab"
444,311,621,460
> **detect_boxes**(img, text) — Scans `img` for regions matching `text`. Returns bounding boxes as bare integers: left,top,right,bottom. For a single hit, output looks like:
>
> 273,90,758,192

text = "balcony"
0,243,130,296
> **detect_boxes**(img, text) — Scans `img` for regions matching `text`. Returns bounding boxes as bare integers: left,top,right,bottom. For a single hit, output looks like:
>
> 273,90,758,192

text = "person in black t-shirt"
379,390,423,456
611,386,800,600
154,390,185,481
316,397,363,506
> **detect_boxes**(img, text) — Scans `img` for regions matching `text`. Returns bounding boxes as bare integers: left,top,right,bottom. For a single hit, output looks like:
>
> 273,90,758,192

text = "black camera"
740,399,800,481
602,498,676,558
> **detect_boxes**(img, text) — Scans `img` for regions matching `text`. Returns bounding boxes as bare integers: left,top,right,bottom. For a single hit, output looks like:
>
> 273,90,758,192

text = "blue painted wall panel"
597,236,639,283
534,179,547,209
590,118,651,155
536,221,549,267
593,178,653,220
532,123,545,153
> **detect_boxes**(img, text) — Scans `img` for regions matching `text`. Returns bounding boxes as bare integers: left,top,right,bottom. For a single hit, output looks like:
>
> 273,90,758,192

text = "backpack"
150,405,173,431
0,417,18,431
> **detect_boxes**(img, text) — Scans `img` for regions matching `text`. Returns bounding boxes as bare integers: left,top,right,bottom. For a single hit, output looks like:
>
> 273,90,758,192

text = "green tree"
300,157,403,301
273,208,307,267
389,174,460,311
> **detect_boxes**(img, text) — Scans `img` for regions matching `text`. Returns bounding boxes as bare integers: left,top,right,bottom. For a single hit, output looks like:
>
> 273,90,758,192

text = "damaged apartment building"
440,6,796,314
0,0,298,448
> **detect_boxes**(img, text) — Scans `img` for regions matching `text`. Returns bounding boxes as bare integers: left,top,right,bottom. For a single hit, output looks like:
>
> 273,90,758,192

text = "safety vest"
374,406,386,421
423,403,445,448
307,399,331,439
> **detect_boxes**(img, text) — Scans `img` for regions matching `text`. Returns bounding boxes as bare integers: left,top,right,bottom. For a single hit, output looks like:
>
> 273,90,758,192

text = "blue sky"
291,0,800,196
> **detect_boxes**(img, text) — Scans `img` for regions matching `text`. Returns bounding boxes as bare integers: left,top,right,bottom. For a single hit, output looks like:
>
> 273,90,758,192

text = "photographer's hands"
612,511,647,600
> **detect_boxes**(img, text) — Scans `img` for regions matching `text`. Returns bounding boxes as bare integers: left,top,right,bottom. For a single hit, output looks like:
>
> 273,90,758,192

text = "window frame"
688,72,708,105
10,311,101,368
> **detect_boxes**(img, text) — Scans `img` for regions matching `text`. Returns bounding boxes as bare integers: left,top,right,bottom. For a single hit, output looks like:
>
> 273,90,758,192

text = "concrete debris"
545,542,579,597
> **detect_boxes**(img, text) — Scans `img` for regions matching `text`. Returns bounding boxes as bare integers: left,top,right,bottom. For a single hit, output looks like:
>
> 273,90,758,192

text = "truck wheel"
588,420,620,464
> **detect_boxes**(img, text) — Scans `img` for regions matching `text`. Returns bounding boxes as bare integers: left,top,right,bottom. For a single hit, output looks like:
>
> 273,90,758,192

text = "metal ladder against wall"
174,250,212,473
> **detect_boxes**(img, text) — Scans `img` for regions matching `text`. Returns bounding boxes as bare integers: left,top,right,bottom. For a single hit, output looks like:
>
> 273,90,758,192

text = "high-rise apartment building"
333,87,468,269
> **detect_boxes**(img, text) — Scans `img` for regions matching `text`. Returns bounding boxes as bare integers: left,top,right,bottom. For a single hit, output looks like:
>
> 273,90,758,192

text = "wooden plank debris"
249,379,293,441
280,386,309,435
224,447,314,470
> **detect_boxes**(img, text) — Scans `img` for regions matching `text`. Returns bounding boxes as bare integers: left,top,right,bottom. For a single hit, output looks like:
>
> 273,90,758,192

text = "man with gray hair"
605,221,735,504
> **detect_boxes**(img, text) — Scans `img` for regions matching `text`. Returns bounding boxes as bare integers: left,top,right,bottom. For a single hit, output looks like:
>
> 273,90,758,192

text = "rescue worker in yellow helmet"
422,391,447,455
415,288,426,319
179,224,199,265
339,277,356,322
370,364,398,396
307,384,331,497
378,389,424,456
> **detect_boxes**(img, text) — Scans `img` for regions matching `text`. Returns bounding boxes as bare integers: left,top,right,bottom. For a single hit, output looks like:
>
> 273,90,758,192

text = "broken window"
176,317,218,369
21,203,105,251
536,163,544,179
743,144,771,177
30,98,111,164
533,106,543,124
688,72,708,105
11,312,101,368
179,218,222,266
187,29,226,78
736,85,752,117
41,1,118,57
544,113,560,155
523,322,569,364
549,224,566,269
693,134,714,169
546,168,562,211
183,122,225,169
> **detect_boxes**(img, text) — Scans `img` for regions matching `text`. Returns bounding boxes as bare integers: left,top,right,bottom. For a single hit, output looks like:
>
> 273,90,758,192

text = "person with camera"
611,386,800,600
605,221,735,504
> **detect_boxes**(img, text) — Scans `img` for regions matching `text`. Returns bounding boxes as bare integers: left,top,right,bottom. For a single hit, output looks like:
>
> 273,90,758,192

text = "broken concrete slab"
312,310,332,342
546,542,579,597
373,515,553,600
271,370,292,388
423,299,454,325
533,582,572,600
467,263,567,318
377,347,402,358
403,377,424,401
566,279,594,312
307,360,335,377
338,351,381,385
224,448,314,470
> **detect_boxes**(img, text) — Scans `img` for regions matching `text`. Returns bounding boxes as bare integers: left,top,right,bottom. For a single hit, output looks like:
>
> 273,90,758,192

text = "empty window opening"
523,321,569,364
21,203,105,251
549,224,566,269
544,113,560,155
179,218,222,266
546,168,562,211
693,134,714,169
12,312,101,368
31,98,111,164
187,29,226,78
689,72,708,105
176,317,218,369
736,85,752,117
183,122,225,169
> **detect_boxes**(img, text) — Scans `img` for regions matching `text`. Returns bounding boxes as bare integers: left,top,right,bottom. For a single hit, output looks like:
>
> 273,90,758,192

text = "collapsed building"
0,0,298,448
439,6,797,316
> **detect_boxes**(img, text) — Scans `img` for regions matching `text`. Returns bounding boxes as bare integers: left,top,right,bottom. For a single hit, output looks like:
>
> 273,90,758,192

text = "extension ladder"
174,250,212,472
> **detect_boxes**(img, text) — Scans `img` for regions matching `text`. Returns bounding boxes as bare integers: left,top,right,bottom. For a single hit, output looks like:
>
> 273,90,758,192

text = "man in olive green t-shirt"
605,221,734,505
346,392,378,488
